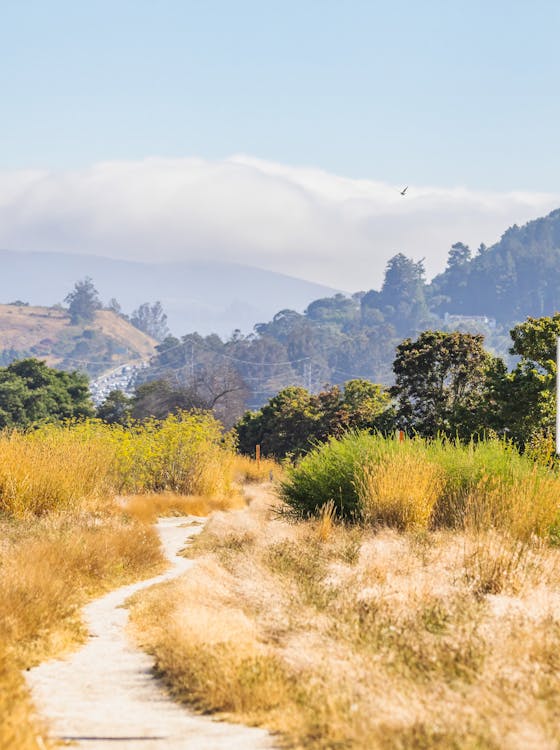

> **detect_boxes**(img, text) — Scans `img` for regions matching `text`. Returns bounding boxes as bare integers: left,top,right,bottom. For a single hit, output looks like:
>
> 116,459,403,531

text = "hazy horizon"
1,156,558,293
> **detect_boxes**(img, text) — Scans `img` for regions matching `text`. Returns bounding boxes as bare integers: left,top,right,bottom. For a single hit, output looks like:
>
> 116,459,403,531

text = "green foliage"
484,315,560,445
280,433,560,540
429,208,560,324
64,277,101,324
235,380,393,458
391,331,493,437
280,431,376,520
0,358,94,429
97,389,132,425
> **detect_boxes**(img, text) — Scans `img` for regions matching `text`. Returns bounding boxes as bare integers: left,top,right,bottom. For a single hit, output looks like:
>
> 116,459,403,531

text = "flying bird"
400,186,408,196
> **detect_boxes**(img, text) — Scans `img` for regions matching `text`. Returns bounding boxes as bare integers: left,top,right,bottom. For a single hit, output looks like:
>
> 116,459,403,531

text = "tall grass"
130,485,560,749
0,412,237,519
281,432,560,540
357,453,442,530
0,410,240,749
0,425,115,517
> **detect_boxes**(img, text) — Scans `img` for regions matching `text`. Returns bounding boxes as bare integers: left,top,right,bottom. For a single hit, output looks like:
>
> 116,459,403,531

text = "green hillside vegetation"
0,303,157,376
429,208,560,323
137,208,560,420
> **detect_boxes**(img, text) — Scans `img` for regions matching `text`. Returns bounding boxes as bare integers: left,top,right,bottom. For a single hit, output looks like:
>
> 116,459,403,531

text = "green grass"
280,432,560,540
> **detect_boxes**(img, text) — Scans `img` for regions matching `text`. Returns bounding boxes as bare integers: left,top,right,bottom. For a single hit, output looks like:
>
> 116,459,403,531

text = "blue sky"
1,1,559,289
2,0,559,190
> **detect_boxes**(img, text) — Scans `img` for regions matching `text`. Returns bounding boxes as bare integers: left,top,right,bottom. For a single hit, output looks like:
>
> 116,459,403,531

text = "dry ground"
0,304,156,366
129,484,560,750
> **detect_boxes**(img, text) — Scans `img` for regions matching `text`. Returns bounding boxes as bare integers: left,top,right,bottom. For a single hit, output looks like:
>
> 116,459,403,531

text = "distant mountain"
428,208,560,324
0,250,342,337
0,304,156,376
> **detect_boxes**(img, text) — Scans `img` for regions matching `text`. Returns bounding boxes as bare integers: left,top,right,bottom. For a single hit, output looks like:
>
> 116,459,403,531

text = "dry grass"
120,491,246,523
232,455,282,484
130,484,560,750
0,512,165,750
0,427,116,517
357,453,443,530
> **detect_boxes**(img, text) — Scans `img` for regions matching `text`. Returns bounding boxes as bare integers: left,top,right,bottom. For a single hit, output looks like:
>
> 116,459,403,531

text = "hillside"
0,250,341,337
139,208,560,413
429,208,560,324
0,304,157,376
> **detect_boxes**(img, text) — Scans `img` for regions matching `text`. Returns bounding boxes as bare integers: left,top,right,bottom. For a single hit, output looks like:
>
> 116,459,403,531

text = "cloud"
0,156,558,291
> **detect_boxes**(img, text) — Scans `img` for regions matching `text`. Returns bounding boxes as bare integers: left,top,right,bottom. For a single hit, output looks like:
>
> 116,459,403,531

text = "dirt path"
26,517,274,750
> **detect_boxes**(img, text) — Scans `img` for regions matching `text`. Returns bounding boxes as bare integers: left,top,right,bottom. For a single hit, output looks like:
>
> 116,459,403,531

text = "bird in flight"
400,186,408,196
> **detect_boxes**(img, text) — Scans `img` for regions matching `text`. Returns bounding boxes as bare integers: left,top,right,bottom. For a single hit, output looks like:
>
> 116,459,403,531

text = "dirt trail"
26,517,274,750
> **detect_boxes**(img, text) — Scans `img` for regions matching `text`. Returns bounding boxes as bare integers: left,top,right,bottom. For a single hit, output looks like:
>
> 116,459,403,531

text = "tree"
0,358,94,428
130,301,169,341
131,380,206,421
391,331,493,437
235,386,321,458
486,314,560,444
97,389,132,425
446,242,471,270
376,253,431,336
107,297,124,316
235,380,394,458
64,277,101,324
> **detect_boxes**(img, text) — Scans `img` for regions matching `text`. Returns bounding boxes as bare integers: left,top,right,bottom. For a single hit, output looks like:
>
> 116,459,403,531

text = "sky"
1,0,559,291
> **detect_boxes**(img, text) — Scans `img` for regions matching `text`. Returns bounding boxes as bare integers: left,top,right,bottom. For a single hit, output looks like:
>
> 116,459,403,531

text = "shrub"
280,432,560,539
280,431,375,520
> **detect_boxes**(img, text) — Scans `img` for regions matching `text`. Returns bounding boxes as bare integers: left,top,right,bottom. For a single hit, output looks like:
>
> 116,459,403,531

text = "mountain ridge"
0,250,343,337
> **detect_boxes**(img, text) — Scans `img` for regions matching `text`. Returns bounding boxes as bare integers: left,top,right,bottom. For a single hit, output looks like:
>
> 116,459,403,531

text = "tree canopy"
235,379,393,458
130,301,170,341
0,358,94,428
64,277,102,324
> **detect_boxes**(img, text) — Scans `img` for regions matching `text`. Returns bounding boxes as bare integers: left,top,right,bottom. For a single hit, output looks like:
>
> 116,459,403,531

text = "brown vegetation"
0,513,165,750
0,304,155,367
130,484,560,749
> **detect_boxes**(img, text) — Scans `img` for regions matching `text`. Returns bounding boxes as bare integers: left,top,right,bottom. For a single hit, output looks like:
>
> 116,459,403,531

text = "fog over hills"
0,250,341,338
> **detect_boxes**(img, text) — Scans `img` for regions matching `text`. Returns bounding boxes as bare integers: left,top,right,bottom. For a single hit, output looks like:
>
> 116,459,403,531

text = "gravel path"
26,517,274,750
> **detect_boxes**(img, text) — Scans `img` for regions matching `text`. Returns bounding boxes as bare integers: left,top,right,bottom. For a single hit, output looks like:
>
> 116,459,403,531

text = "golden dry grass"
120,491,246,523
0,428,116,517
357,453,443,530
129,484,560,750
0,512,165,750
232,455,282,484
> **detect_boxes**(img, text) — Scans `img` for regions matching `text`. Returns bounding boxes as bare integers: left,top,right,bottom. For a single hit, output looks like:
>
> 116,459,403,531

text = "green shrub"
280,432,560,539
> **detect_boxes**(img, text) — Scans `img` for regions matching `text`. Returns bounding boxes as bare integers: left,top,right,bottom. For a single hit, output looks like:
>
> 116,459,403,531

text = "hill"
138,207,560,415
0,250,342,337
0,304,157,376
428,207,560,324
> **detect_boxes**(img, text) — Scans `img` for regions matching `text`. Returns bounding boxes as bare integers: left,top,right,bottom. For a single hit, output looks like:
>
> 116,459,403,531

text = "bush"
0,411,237,518
280,432,560,539
280,431,376,520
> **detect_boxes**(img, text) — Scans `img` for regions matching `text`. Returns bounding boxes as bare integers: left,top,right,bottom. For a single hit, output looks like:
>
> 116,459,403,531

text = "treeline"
135,208,560,416
236,314,560,458
0,312,558,459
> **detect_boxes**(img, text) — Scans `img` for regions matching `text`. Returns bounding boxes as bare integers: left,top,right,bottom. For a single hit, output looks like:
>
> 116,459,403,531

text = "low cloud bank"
0,156,558,291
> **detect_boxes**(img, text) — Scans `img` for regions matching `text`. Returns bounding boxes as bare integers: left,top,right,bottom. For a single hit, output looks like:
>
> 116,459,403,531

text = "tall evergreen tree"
64,277,101,324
